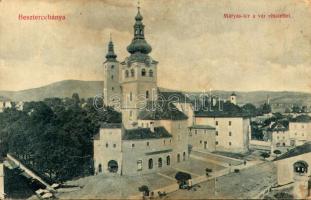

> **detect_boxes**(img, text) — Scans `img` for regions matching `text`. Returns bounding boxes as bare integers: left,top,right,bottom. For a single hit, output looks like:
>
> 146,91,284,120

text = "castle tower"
103,37,121,110
120,6,158,129
230,92,237,105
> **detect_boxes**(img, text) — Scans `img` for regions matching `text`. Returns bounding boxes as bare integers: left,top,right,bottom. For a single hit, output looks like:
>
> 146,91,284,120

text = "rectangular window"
195,130,197,134
147,141,149,146
215,141,218,145
229,142,232,146
215,121,218,126
137,160,142,171
229,121,232,126
132,143,135,148
216,131,218,136
229,132,232,136
200,140,202,144
113,144,116,148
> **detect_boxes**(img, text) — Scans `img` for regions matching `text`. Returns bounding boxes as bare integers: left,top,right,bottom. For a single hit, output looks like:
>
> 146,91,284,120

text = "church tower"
120,6,158,129
103,38,121,110
230,92,237,105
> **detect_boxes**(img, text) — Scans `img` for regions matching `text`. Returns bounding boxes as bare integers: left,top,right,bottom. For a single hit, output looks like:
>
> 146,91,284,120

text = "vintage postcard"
1,0,311,199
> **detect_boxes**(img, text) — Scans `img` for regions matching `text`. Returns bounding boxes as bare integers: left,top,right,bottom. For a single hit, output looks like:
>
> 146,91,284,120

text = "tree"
175,171,191,183
259,103,272,114
138,185,150,196
292,105,301,113
242,103,258,116
273,150,282,157
260,152,270,160
72,93,80,104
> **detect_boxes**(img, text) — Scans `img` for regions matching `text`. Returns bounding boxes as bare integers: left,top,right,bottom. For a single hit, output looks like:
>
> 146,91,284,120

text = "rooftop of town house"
122,126,172,140
138,100,188,120
290,114,311,123
268,122,289,132
274,142,311,161
194,100,251,118
188,124,216,130
100,123,122,129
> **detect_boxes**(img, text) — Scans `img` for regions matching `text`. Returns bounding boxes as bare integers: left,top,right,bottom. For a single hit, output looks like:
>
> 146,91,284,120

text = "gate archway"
108,160,118,173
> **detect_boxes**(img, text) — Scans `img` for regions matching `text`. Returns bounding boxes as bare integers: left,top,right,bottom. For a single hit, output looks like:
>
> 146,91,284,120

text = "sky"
0,0,311,92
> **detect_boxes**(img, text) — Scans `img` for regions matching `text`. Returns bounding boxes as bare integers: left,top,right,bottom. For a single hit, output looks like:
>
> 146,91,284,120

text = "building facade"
274,143,311,199
194,115,250,153
288,115,311,146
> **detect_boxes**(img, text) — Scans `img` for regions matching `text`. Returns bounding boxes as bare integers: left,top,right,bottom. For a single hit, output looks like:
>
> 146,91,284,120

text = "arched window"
183,152,186,161
125,70,129,78
166,156,170,166
146,90,149,99
141,68,146,76
158,158,162,168
177,154,180,163
294,161,308,174
98,164,102,173
131,69,135,77
148,158,153,169
149,69,153,77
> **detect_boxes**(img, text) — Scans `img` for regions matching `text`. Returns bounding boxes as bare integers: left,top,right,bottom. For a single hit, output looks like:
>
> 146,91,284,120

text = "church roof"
122,126,172,140
158,91,192,103
105,39,117,62
127,7,152,56
138,100,188,120
274,142,311,161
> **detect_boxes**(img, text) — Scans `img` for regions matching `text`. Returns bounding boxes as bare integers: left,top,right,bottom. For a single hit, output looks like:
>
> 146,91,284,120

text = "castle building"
94,7,189,176
94,7,251,176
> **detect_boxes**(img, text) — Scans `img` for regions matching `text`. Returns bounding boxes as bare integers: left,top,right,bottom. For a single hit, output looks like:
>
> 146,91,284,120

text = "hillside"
0,80,311,107
0,80,104,101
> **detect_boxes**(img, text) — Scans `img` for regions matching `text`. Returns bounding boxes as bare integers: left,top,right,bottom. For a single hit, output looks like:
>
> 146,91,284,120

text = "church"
93,6,250,176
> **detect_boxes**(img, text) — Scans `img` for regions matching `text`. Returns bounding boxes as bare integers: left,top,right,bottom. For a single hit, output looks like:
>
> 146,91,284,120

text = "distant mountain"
0,80,104,101
0,80,310,107
185,91,311,106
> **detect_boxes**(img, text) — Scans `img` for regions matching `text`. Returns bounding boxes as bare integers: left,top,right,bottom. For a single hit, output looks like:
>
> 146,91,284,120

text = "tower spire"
105,34,117,62
127,5,152,55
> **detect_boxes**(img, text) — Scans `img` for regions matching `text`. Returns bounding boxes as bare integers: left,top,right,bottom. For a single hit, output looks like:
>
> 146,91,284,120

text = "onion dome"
127,7,152,55
105,38,117,61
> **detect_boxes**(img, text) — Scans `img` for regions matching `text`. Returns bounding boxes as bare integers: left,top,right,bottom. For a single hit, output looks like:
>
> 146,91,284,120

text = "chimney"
150,122,155,133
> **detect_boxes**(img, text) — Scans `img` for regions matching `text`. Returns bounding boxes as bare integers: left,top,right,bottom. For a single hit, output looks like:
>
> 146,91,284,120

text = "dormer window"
131,69,135,77
149,69,153,77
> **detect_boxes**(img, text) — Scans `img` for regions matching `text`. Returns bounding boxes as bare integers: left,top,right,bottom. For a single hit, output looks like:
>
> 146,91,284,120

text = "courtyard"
56,153,227,199
165,162,276,199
